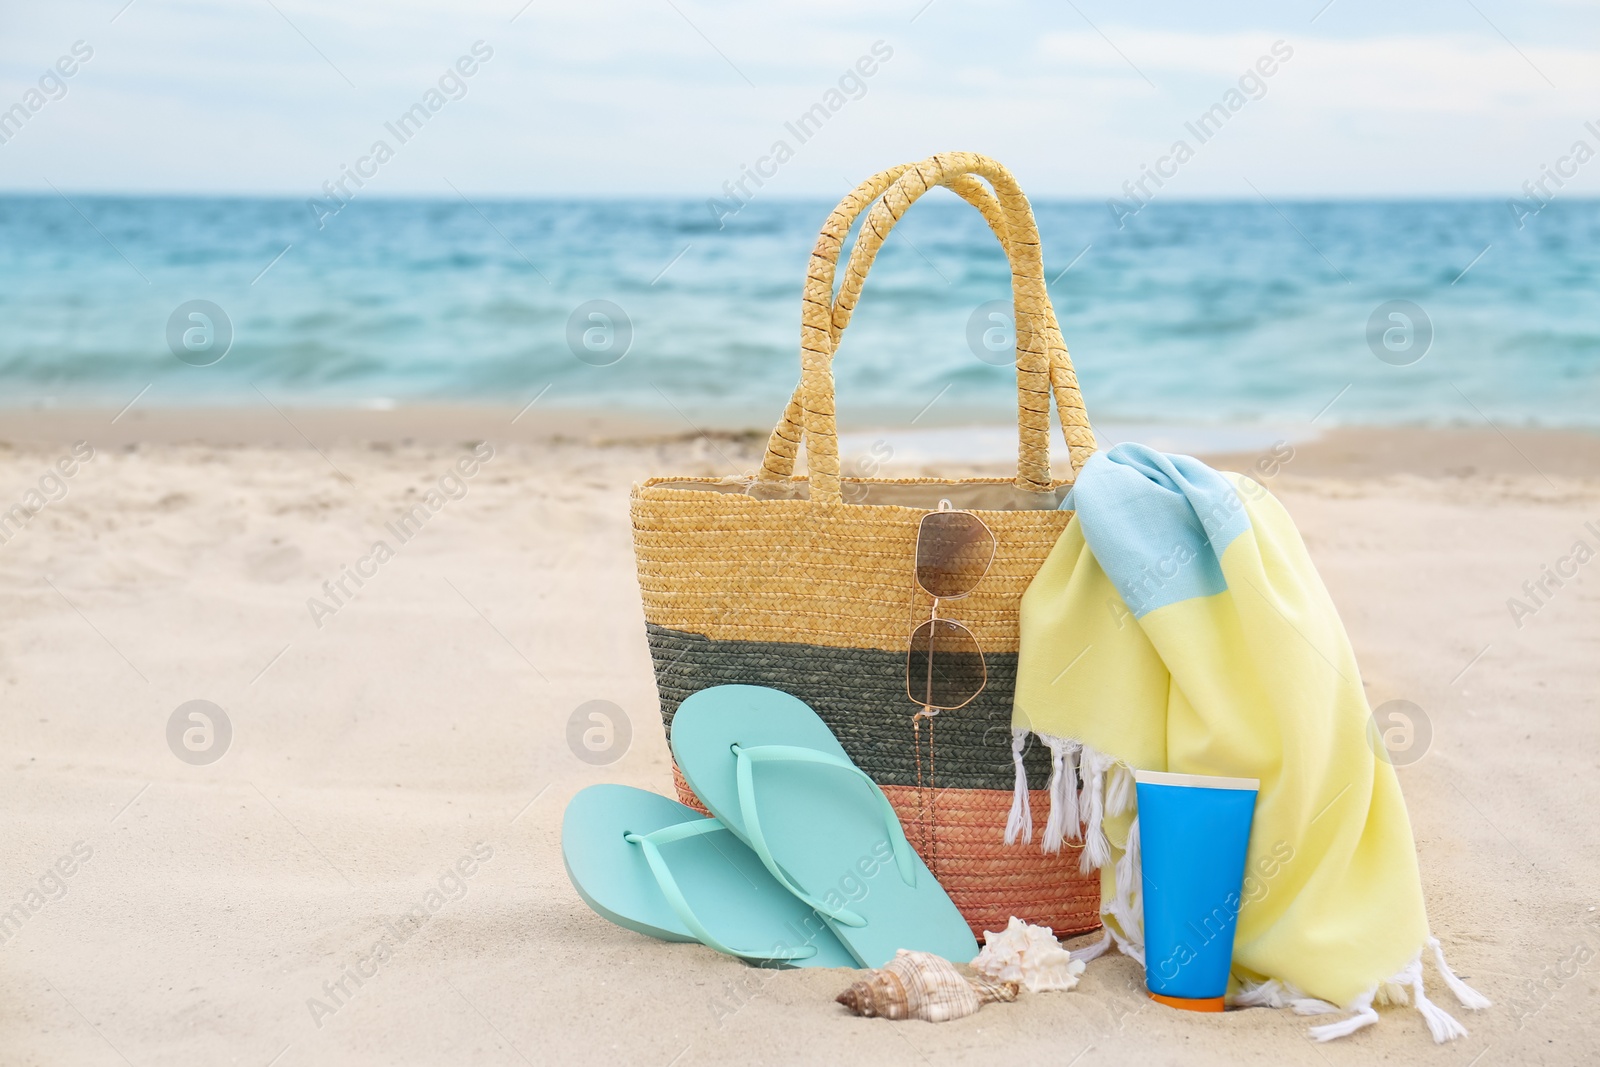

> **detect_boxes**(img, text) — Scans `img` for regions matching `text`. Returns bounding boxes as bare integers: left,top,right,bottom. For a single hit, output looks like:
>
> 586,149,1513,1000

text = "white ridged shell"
971,916,1086,993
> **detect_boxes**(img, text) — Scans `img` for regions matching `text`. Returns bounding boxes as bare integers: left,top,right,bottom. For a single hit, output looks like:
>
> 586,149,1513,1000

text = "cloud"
2,1,1598,197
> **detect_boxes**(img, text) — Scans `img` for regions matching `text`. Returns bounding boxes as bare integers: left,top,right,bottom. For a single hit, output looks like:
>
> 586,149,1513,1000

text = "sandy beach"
1,408,1596,1066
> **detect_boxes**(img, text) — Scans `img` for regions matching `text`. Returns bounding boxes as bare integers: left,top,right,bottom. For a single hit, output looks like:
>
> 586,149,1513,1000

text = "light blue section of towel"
1061,443,1252,618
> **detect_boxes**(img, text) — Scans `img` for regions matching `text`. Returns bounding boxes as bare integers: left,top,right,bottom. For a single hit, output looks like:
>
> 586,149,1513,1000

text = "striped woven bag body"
631,153,1101,938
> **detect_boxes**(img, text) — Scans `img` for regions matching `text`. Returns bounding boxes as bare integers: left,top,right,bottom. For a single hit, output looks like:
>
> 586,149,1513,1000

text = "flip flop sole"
561,783,855,968
671,685,980,968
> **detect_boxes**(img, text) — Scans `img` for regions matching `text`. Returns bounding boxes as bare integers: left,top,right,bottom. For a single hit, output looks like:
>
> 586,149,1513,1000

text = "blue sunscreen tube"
1134,769,1260,1012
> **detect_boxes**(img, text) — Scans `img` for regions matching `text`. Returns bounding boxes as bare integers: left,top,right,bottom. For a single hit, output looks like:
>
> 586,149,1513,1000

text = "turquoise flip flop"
561,783,857,968
669,685,980,969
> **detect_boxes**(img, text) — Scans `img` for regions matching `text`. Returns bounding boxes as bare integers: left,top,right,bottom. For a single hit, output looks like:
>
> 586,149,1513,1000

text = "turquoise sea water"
0,193,1596,429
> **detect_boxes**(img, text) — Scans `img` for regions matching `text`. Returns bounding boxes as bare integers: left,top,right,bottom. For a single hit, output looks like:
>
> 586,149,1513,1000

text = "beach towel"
1009,443,1490,1041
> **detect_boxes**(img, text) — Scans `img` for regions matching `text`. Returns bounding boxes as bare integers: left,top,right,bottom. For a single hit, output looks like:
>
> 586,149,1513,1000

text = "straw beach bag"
631,153,1101,938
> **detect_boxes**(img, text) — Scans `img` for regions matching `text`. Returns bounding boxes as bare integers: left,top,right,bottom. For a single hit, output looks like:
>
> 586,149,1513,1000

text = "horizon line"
0,189,1586,205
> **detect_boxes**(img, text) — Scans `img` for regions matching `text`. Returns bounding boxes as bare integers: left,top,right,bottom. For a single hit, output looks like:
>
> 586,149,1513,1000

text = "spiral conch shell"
835,950,1020,1022
971,916,1086,993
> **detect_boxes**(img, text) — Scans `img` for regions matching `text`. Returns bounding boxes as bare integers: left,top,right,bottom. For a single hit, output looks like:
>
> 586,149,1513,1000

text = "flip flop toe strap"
625,819,819,962
731,743,919,929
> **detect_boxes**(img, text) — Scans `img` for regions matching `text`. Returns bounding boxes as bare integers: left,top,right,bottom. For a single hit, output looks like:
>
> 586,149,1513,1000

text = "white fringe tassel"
1309,989,1379,1041
1041,738,1082,852
1106,922,1146,967
1105,761,1135,818
1408,957,1469,1043
1072,926,1114,963
1429,936,1492,1010
1015,735,1140,956
1062,739,1083,843
1304,940,1488,1043
1004,729,1033,845
1078,747,1113,874
1105,814,1145,963
1113,815,1139,908
1233,978,1340,1015
1113,812,1139,940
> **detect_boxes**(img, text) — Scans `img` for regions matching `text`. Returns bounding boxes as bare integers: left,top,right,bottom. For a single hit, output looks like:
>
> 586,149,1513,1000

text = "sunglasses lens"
915,510,995,599
907,618,986,710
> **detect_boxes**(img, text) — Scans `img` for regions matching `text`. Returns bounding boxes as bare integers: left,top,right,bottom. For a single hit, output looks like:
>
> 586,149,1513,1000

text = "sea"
1,193,1596,451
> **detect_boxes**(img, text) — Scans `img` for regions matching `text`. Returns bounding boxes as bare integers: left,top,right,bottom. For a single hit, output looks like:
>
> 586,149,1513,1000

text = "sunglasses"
905,500,995,871
906,500,994,713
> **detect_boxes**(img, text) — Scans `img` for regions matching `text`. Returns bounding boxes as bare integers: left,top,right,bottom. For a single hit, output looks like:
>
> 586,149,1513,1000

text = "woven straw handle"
757,153,1096,504
758,167,1019,482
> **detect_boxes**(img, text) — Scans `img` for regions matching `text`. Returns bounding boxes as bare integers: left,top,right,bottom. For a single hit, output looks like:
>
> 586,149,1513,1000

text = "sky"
2,0,1600,201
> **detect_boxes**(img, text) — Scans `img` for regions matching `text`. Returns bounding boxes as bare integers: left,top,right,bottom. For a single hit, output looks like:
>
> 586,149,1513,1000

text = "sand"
1,409,1596,1066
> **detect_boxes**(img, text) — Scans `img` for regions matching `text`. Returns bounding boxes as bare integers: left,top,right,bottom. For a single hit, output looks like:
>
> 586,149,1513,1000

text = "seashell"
836,950,1019,1023
971,916,1087,994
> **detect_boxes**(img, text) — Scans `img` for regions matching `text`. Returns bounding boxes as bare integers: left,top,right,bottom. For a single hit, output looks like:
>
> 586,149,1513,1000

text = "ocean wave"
0,196,1596,426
